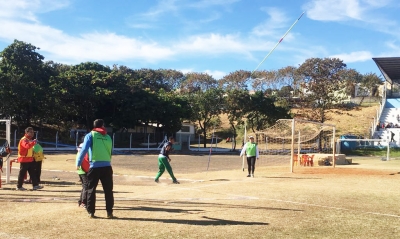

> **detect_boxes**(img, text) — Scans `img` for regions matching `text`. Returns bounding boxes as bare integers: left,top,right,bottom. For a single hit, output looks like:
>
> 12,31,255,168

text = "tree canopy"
0,40,383,145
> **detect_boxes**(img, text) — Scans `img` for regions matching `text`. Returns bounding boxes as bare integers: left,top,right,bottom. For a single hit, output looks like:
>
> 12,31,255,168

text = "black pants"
86,166,114,215
17,161,38,188
78,173,88,206
247,156,256,174
35,161,42,183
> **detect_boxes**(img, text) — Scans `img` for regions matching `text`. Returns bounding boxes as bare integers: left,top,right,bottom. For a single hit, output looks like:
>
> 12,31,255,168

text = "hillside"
218,104,380,139
324,105,379,137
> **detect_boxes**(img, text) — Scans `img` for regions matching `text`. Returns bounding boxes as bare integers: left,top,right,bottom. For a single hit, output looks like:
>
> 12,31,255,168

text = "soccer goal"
254,119,336,172
0,119,11,184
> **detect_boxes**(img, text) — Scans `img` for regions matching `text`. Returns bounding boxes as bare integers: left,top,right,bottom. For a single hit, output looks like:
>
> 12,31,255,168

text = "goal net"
253,119,336,172
0,119,11,184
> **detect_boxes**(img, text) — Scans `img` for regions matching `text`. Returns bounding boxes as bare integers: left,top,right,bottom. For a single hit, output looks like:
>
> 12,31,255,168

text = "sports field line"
3,171,400,219
124,177,400,219
268,199,400,218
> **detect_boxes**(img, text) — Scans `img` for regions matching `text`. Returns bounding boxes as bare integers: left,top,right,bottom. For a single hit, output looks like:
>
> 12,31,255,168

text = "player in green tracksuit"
155,136,179,184
240,136,259,178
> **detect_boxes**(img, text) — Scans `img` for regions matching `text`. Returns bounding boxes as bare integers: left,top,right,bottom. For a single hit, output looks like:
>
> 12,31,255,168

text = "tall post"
297,131,301,158
387,139,390,161
5,119,11,183
290,119,295,173
332,126,336,168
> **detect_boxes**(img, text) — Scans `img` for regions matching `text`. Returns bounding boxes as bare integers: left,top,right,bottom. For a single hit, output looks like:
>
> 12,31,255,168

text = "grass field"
1,152,400,239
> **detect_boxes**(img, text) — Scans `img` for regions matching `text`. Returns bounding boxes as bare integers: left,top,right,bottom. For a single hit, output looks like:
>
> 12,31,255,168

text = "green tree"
0,40,49,126
181,72,218,93
251,70,278,92
157,69,185,91
359,72,382,104
296,58,348,123
223,89,250,150
189,87,224,148
49,62,112,129
156,90,192,134
219,70,250,91
246,91,291,132
338,68,363,98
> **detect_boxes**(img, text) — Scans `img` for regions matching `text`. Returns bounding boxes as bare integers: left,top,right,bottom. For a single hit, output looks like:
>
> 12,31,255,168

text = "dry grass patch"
1,153,400,239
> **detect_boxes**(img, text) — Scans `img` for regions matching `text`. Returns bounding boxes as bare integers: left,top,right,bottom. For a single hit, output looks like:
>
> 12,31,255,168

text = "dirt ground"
1,152,400,239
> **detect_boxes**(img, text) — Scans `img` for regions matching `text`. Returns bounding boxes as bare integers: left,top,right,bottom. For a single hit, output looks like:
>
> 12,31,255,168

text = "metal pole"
251,11,305,76
149,134,152,150
332,126,336,168
290,119,295,173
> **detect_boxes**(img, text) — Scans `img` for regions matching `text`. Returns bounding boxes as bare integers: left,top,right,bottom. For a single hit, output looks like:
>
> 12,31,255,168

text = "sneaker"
107,213,114,219
33,185,43,190
80,204,87,209
16,187,27,191
172,180,180,184
155,179,159,183
251,174,254,178
246,174,251,177
88,212,95,218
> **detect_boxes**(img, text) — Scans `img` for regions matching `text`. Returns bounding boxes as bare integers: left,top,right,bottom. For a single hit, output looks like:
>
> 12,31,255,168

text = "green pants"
155,155,176,181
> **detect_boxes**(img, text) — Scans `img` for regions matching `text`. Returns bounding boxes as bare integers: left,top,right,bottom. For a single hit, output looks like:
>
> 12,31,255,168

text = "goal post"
0,119,11,184
290,119,336,172
255,118,336,173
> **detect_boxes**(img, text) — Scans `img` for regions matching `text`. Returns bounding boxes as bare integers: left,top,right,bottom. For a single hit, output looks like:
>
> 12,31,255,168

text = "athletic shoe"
107,213,114,219
172,180,180,184
155,179,159,183
16,187,27,191
246,174,251,177
33,185,43,190
251,174,254,178
80,204,87,209
88,213,95,218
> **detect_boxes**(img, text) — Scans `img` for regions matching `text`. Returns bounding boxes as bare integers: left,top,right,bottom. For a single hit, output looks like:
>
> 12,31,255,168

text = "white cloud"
251,7,290,37
0,19,175,63
172,68,226,80
176,33,247,54
304,0,363,21
0,0,69,22
204,69,226,80
139,0,179,19
382,41,400,56
330,51,373,63
188,0,240,8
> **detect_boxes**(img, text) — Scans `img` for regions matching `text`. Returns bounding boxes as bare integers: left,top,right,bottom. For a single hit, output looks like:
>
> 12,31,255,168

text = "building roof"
372,57,400,84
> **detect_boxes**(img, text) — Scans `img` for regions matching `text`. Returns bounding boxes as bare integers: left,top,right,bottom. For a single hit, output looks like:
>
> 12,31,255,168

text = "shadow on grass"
260,176,322,180
108,216,269,225
43,180,78,186
113,200,303,213
114,206,203,213
389,172,400,175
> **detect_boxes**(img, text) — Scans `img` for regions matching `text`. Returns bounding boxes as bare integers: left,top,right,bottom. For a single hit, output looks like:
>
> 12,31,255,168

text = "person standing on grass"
25,143,45,184
76,119,114,219
76,136,90,209
240,135,259,178
32,143,45,183
16,127,43,191
155,136,180,184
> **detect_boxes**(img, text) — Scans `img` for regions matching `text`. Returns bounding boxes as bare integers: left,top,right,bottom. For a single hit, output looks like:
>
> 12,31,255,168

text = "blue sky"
0,0,399,80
